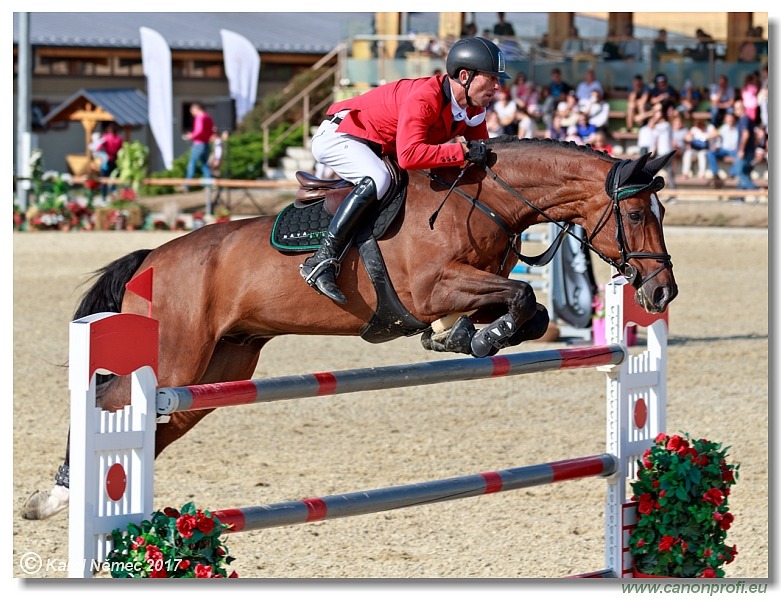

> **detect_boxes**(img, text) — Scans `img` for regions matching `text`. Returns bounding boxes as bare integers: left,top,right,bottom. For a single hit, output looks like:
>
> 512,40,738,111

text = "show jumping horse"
22,137,678,520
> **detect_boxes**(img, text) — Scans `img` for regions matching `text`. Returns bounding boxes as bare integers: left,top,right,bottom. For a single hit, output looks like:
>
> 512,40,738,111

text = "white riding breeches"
310,110,392,198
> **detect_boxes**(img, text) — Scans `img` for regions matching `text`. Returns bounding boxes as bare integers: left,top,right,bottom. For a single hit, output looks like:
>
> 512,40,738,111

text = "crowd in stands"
480,56,768,194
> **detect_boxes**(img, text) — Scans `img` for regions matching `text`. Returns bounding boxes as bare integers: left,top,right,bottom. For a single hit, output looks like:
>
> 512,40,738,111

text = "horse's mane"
485,135,618,163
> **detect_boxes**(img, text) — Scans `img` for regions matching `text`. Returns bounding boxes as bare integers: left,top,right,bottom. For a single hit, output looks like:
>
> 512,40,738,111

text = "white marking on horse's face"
650,193,662,223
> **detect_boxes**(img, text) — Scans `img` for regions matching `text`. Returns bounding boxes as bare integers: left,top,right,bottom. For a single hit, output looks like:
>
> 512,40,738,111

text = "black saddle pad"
271,187,406,252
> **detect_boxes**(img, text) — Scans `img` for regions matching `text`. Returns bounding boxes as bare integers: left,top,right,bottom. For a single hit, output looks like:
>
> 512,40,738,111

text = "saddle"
271,156,407,252
271,157,428,344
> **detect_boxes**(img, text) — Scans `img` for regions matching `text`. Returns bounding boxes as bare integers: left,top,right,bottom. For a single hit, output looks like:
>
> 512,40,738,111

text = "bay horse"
22,137,677,520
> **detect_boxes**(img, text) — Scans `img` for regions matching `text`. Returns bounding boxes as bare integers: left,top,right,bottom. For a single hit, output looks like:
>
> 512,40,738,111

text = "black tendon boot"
470,313,518,358
300,176,378,304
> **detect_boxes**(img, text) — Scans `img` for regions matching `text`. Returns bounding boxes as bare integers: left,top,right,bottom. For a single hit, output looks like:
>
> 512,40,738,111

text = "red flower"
719,512,734,530
176,514,197,538
702,488,724,506
196,511,215,534
178,559,190,571
145,544,163,564
721,467,735,483
652,480,660,489
698,567,717,578
163,507,181,518
703,548,713,558
150,567,168,578
119,188,136,202
131,535,146,549
638,493,659,515
666,435,684,452
727,545,738,564
636,539,646,548
658,535,677,552
699,454,709,466
655,433,668,444
229,571,239,578
195,564,213,578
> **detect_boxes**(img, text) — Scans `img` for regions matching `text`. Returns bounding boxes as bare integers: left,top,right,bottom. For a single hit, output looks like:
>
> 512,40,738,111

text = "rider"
300,36,509,304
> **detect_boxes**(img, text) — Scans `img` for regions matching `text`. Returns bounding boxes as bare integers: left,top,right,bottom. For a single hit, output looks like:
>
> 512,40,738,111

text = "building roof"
13,12,378,54
42,88,148,127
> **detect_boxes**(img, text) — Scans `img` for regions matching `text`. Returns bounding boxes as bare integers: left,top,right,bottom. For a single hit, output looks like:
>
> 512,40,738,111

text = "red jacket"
327,75,488,170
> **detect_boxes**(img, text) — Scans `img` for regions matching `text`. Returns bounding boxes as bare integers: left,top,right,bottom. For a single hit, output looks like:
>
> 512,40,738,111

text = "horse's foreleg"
415,267,547,357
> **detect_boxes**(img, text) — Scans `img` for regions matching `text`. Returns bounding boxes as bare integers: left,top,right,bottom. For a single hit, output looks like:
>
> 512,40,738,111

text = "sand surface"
12,225,768,583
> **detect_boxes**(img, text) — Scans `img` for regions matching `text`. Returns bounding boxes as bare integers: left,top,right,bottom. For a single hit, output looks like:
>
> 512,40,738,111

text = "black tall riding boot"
300,176,378,304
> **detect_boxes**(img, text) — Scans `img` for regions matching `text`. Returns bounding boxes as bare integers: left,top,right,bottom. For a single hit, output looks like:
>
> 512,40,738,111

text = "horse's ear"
645,151,676,175
616,153,651,187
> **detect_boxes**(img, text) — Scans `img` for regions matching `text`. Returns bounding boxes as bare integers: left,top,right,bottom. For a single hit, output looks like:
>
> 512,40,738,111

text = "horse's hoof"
20,486,69,520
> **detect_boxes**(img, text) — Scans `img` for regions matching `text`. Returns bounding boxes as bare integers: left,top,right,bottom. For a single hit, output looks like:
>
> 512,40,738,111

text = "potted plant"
106,501,238,578
629,432,739,578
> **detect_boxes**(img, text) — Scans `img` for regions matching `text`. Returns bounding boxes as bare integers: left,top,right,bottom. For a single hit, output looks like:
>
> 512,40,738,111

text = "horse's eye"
628,211,643,223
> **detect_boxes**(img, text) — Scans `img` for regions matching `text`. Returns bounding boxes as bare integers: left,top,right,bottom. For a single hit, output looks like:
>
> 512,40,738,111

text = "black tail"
73,249,153,320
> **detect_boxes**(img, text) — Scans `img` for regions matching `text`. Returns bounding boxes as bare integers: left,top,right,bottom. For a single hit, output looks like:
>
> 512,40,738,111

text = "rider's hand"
464,139,488,167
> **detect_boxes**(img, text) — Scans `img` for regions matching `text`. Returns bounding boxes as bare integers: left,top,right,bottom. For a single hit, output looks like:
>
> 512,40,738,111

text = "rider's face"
468,72,501,107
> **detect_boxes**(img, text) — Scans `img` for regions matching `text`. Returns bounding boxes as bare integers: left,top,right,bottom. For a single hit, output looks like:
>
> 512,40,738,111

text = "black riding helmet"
446,37,510,106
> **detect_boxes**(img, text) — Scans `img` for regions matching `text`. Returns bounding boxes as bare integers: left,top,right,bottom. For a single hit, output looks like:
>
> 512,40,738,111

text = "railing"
260,43,345,175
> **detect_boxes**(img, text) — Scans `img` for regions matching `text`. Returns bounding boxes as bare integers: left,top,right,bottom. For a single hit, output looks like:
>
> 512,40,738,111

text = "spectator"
583,89,610,131
562,26,589,60
493,12,515,37
677,80,702,120
741,72,759,124
648,73,679,110
183,102,215,189
575,69,604,106
541,68,572,126
515,102,537,139
461,22,477,37
492,88,519,136
732,100,759,195
737,29,759,63
619,24,643,61
670,112,689,175
682,118,715,178
94,123,123,201
709,74,736,126
589,130,614,155
752,25,768,57
511,72,534,106
602,28,621,61
625,74,650,131
757,65,768,130
485,110,503,138
556,91,580,130
652,102,676,188
683,28,715,62
575,111,598,145
651,28,672,68
636,114,657,157
538,32,549,49
546,113,567,141
706,112,739,184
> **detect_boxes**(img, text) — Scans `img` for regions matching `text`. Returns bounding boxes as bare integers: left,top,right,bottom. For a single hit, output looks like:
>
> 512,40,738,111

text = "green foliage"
107,502,237,578
629,433,739,578
114,141,150,192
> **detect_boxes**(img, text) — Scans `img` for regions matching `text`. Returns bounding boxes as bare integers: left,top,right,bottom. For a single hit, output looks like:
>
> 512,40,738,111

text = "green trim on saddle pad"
271,200,332,252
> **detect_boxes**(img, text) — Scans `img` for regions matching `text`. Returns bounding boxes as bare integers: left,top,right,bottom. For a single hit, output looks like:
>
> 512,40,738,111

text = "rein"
424,169,570,272
424,158,673,288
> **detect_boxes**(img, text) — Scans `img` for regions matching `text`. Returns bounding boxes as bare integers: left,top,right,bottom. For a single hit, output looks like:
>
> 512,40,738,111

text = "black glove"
465,140,488,166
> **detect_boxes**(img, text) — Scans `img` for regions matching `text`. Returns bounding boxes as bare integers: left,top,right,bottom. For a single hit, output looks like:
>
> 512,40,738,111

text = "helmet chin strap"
455,70,477,107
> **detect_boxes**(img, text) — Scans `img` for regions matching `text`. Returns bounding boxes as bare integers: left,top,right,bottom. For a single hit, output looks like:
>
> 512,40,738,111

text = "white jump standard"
67,277,667,578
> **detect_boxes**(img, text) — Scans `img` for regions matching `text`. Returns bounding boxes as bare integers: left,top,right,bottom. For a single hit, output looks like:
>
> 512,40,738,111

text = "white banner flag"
220,29,260,124
140,27,173,170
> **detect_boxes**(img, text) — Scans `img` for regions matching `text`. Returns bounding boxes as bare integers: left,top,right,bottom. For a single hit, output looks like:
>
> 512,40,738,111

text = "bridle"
423,157,674,288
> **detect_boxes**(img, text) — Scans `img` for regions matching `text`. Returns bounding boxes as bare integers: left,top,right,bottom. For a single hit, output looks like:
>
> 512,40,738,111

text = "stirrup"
300,256,340,286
